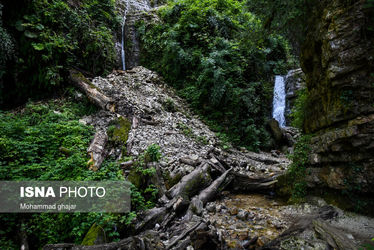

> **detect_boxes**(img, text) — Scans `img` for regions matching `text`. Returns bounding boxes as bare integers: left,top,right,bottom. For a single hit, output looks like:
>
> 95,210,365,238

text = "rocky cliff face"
284,68,305,126
115,0,159,69
301,0,374,194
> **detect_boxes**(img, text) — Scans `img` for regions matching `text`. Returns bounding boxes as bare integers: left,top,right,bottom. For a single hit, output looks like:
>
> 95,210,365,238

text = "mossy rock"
182,172,212,198
81,223,105,245
128,168,143,189
164,172,182,190
275,174,293,198
107,116,131,146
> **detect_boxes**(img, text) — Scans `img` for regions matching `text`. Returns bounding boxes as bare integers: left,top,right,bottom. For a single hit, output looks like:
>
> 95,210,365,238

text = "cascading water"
272,75,286,127
121,2,129,71
120,0,150,70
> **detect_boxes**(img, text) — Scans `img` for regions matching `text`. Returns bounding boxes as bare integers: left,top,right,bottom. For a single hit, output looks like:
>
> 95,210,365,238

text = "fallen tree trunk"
87,130,108,170
198,167,233,205
313,220,357,250
166,221,202,249
180,157,201,167
69,70,115,112
135,207,168,232
167,163,211,199
229,172,278,192
187,168,233,218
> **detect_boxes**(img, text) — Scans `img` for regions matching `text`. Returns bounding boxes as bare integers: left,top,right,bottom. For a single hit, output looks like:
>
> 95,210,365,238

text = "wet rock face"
115,0,160,69
284,68,305,126
301,0,374,193
124,10,159,69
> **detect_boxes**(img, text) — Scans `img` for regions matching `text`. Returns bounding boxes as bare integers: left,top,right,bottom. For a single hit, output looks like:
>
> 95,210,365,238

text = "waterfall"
272,75,286,127
121,2,129,71
121,0,151,71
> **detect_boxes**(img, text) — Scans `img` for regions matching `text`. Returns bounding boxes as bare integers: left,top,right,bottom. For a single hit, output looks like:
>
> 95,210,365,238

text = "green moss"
81,223,105,246
183,172,212,198
108,117,131,145
276,135,312,203
164,172,182,190
128,168,143,188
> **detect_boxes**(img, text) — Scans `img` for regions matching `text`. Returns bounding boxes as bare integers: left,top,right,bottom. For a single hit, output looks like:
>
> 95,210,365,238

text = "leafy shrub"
0,0,120,108
138,0,293,151
145,144,162,163
0,98,153,248
128,144,162,209
277,135,312,202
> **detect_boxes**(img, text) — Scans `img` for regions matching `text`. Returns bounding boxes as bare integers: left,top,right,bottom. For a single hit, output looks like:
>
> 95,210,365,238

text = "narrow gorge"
0,0,373,249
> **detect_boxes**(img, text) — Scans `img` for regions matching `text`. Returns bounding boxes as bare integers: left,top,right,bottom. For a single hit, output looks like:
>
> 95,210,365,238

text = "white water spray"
272,75,286,127
121,2,129,71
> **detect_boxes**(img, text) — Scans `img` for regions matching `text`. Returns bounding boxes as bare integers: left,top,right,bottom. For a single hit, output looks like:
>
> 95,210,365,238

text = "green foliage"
139,0,293,151
0,98,157,248
245,0,316,55
0,98,131,247
359,238,374,250
278,135,312,202
162,97,177,112
290,88,308,130
144,144,162,163
0,99,99,181
128,144,162,209
0,0,120,107
177,122,194,137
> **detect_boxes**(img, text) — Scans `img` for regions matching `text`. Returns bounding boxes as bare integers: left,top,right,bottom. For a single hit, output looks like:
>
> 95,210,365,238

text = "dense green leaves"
0,0,120,108
139,0,293,150
0,98,159,247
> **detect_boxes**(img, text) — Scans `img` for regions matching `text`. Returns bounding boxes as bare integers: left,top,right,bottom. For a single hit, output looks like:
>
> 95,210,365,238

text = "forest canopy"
0,0,120,108
139,0,296,150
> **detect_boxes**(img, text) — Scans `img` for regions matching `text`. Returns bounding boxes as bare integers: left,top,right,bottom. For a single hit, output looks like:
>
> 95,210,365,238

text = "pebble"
237,209,248,220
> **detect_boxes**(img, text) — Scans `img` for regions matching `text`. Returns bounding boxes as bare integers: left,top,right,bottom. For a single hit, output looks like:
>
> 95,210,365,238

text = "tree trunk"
69,70,115,112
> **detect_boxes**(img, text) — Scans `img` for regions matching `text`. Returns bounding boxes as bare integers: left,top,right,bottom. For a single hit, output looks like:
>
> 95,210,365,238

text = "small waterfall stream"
272,75,286,127
120,0,151,71
121,2,129,71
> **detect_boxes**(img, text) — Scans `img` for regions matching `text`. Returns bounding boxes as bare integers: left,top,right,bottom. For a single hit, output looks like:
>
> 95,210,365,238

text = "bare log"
208,153,229,171
198,167,233,205
166,221,202,249
207,161,226,174
313,220,357,250
179,157,201,167
120,160,134,169
87,130,108,170
141,118,158,125
69,70,115,112
135,207,168,232
229,172,278,192
167,163,211,199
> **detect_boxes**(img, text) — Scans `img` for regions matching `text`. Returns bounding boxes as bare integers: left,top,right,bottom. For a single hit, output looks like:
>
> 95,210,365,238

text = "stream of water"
272,75,286,127
121,2,129,71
